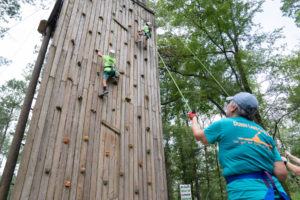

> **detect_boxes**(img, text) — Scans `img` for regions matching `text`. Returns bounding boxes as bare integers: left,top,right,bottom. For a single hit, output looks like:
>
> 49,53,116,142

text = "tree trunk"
214,146,224,200
0,108,14,153
194,162,201,200
0,108,14,169
165,142,173,200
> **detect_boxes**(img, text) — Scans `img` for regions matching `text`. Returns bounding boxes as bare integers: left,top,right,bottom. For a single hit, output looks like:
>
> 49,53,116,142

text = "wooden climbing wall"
11,0,167,199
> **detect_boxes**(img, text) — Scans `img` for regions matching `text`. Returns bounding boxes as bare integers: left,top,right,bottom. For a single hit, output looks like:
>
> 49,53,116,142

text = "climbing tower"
11,0,167,199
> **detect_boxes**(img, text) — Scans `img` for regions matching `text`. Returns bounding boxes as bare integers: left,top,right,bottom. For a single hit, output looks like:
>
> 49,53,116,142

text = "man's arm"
273,161,288,182
282,156,300,176
286,151,300,165
191,117,209,145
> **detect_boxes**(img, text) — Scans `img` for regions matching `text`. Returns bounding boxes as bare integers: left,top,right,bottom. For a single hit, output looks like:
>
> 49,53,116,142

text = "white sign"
180,184,192,200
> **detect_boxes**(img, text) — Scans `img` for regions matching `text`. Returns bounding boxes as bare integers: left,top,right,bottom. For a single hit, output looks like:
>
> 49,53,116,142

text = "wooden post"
0,26,52,200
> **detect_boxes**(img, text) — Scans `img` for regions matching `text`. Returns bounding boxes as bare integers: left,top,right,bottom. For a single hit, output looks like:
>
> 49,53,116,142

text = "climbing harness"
226,171,291,200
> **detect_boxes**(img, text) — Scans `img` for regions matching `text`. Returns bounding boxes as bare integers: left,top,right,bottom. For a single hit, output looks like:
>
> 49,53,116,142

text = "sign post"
180,184,192,200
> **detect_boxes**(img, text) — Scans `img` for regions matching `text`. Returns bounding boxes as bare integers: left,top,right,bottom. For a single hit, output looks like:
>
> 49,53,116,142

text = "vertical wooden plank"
20,47,67,200
60,84,79,200
10,44,56,200
12,1,167,200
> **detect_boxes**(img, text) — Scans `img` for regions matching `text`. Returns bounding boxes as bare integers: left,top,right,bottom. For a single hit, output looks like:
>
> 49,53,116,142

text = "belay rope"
129,0,231,114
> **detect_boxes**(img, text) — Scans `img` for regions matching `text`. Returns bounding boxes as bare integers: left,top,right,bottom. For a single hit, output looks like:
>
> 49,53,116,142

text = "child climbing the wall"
97,49,120,97
136,22,152,47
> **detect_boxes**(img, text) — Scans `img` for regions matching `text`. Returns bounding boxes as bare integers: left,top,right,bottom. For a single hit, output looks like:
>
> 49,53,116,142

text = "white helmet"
146,21,151,26
109,49,115,57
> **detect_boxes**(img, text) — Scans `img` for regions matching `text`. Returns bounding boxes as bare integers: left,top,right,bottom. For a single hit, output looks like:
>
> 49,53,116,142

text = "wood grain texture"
10,0,167,199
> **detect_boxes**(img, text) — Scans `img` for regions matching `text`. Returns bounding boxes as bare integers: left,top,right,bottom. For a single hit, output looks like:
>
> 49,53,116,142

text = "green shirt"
102,55,116,67
142,25,149,33
204,117,286,199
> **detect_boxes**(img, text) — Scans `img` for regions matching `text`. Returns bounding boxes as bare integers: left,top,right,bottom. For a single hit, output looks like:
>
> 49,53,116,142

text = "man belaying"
189,92,290,200
97,49,120,96
136,21,152,47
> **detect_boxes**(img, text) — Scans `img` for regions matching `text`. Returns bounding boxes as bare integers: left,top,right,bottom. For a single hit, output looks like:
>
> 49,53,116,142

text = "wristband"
284,161,287,166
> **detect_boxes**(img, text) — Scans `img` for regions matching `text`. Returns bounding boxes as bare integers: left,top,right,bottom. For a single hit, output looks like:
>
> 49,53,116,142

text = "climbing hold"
65,181,71,187
119,10,123,13
45,168,51,174
95,49,98,53
97,72,100,76
82,12,86,16
119,71,125,75
97,31,101,35
128,25,132,28
71,39,75,45
112,108,115,112
99,16,103,20
109,42,113,46
144,46,147,50
77,61,81,66
144,58,148,62
127,60,130,65
83,136,89,141
123,4,126,8
78,95,82,100
103,180,108,185
146,127,150,132
91,109,96,113
135,189,139,194
119,171,124,176
147,180,152,185
137,115,141,119
129,144,133,148
129,8,133,12
111,30,114,33
88,30,92,34
105,152,110,157
133,84,137,87
63,137,70,144
125,125,129,131
141,74,144,78
138,161,143,167
67,77,73,82
112,12,116,16
124,42,128,45
125,97,131,102
145,95,149,100
135,19,138,23
56,106,62,111
146,149,151,154
80,167,86,174
134,55,137,59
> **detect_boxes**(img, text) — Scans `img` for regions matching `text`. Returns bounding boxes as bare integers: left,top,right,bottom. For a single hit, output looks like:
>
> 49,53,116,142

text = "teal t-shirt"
102,55,116,67
204,117,286,200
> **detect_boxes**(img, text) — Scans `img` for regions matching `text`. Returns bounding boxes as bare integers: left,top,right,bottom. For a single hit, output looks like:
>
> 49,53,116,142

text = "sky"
0,0,299,86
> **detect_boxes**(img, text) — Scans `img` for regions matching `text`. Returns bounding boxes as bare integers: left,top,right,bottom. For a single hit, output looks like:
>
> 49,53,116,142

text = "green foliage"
280,0,300,27
164,125,226,199
156,0,299,198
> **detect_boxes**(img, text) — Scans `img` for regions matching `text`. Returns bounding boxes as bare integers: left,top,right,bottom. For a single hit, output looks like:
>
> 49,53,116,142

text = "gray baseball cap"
226,92,258,113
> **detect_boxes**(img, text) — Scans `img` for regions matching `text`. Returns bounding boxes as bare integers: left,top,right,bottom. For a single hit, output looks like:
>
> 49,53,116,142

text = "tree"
0,79,27,169
280,0,300,27
155,0,299,198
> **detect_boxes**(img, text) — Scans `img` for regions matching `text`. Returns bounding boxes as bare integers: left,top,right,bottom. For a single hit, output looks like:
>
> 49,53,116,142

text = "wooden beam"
101,120,121,135
131,0,155,15
113,18,128,32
